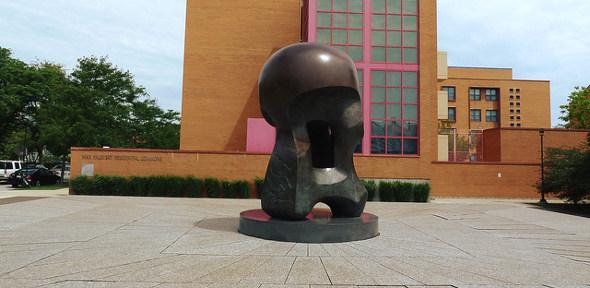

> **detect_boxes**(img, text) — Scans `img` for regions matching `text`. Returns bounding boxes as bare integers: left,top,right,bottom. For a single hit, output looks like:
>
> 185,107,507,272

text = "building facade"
70,0,588,198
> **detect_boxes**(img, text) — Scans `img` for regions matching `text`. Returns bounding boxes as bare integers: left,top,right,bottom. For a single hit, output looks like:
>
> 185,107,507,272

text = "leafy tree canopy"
560,86,590,129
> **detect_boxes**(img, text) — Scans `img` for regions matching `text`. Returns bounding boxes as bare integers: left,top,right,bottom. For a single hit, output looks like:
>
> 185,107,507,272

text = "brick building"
71,0,588,198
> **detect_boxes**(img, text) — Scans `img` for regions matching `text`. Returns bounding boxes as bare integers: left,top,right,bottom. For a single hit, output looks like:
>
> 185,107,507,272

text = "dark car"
8,168,60,188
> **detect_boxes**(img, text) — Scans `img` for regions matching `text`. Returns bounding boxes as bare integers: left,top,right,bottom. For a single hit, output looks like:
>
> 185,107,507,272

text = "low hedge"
71,176,245,198
374,180,430,203
71,175,429,202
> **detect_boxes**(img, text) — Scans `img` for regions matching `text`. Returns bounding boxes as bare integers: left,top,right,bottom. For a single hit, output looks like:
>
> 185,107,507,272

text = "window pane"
403,31,417,46
334,0,347,11
404,88,417,103
357,70,364,85
404,48,418,64
349,30,363,44
350,0,363,12
403,16,417,30
387,47,402,63
317,29,331,44
372,87,386,102
318,0,331,10
372,47,386,62
403,72,417,87
402,0,417,14
371,120,386,136
372,0,386,13
372,15,386,29
371,138,386,154
349,46,363,61
403,139,418,154
404,104,417,120
371,31,386,45
387,139,402,155
387,71,402,86
387,31,402,46
371,104,386,118
387,15,402,29
350,14,363,28
387,88,402,102
333,30,347,44
387,104,402,119
371,71,386,86
387,120,403,136
404,121,418,136
318,13,331,27
387,0,402,13
333,13,347,27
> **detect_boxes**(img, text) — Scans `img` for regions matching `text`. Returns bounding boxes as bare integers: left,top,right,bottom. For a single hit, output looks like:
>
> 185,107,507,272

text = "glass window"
387,15,402,29
469,88,481,101
333,13,347,27
404,121,418,136
404,88,417,103
349,46,363,61
333,30,347,44
317,29,331,44
372,87,386,102
371,71,386,86
371,120,386,136
387,31,402,46
442,86,455,101
485,88,498,101
403,72,417,87
350,0,363,12
388,88,402,102
387,71,401,86
371,31,386,45
403,16,417,30
334,0,347,11
6,162,13,169
318,0,331,10
318,13,331,27
486,110,498,122
387,139,402,154
387,48,402,63
349,30,363,44
371,138,386,154
372,15,386,29
372,0,386,13
371,104,386,118
387,104,402,119
403,48,417,64
403,32,417,46
372,47,386,62
402,0,418,14
350,14,363,28
403,139,418,154
388,120,402,136
470,109,481,122
448,107,456,121
387,0,402,13
404,104,417,120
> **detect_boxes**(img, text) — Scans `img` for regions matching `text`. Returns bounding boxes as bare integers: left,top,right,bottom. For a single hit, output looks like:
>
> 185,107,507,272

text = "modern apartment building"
71,0,588,198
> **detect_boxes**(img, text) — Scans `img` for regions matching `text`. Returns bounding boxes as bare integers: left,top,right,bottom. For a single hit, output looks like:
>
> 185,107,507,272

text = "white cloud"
438,0,590,126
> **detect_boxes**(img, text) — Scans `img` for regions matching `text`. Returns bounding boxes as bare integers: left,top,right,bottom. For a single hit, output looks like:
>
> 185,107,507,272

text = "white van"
0,160,23,181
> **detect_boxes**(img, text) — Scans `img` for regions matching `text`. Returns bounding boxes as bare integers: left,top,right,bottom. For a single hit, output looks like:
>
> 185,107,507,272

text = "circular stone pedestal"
238,209,379,243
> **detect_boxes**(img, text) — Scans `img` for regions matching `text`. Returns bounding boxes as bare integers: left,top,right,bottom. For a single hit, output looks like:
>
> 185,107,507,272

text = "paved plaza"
1,195,589,288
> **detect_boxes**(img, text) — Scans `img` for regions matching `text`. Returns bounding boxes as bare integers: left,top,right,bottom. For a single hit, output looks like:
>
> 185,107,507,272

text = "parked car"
50,164,70,181
0,160,23,182
8,168,60,188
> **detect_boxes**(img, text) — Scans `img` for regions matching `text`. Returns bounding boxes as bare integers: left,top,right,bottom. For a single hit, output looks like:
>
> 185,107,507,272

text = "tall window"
470,109,481,122
448,107,456,122
442,86,455,101
485,88,498,101
310,0,420,156
316,0,364,61
369,70,418,155
486,110,498,122
469,88,481,101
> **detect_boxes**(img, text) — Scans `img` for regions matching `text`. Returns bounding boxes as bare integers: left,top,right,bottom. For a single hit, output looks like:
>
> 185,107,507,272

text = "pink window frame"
307,0,420,157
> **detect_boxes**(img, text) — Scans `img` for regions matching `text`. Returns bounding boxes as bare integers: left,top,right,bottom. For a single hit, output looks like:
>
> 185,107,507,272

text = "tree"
560,86,590,129
542,139,590,204
0,48,28,150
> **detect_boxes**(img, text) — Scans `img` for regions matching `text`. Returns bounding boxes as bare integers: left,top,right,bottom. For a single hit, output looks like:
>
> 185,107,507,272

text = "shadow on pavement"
528,202,590,219
195,217,239,233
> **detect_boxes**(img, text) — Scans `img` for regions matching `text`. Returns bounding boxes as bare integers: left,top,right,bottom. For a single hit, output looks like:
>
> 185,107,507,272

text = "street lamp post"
539,128,547,204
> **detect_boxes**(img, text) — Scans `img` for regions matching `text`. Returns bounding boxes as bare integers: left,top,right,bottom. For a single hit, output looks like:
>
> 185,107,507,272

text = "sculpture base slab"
238,209,379,243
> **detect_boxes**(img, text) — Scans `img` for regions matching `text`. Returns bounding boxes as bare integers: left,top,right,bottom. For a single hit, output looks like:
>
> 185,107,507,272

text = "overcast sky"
1,1,589,126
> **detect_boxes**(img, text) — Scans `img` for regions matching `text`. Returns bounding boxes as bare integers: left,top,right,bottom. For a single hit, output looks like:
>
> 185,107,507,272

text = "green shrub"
379,181,395,202
183,177,203,198
414,183,430,203
222,180,233,198
70,176,94,195
235,180,250,199
543,147,590,203
397,182,415,202
254,177,264,199
204,178,222,198
361,180,377,201
128,176,147,197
